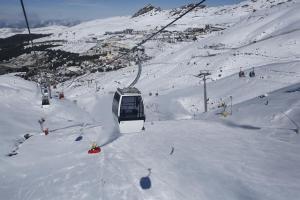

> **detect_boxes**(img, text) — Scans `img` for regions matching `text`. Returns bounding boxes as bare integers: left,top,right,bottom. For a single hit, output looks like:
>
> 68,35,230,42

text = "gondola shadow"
140,168,152,190
75,135,83,141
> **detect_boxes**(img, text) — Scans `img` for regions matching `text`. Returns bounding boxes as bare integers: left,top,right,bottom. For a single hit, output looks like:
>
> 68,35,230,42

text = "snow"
67,66,81,72
0,28,24,39
1,0,300,199
0,25,67,38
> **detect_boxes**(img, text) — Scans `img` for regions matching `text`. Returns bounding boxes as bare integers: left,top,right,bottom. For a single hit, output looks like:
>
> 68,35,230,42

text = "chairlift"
59,92,65,99
249,67,255,77
112,87,145,133
239,67,245,78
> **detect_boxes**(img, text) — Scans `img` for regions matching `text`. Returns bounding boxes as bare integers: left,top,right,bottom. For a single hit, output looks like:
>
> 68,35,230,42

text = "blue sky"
0,0,244,23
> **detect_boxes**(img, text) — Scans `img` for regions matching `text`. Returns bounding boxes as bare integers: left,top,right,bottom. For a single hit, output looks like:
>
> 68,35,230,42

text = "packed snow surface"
1,0,300,199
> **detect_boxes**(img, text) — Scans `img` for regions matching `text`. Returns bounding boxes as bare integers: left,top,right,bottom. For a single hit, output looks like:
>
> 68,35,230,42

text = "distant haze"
0,0,244,28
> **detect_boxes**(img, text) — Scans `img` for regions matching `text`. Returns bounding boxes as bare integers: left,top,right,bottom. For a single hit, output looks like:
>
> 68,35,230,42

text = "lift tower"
195,70,211,113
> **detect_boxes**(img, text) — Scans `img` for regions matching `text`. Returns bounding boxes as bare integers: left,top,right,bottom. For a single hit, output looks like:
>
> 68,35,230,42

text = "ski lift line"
19,0,38,62
106,0,206,67
65,72,91,88
269,69,300,75
20,0,33,46
46,3,203,133
49,122,101,133
129,56,142,87
128,0,206,87
20,0,48,87
137,0,206,46
280,111,299,132
73,1,206,84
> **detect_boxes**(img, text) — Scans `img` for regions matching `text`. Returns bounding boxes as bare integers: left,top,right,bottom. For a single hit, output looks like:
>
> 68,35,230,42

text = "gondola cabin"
43,88,49,96
112,87,145,133
42,95,50,105
41,85,51,98
239,70,245,78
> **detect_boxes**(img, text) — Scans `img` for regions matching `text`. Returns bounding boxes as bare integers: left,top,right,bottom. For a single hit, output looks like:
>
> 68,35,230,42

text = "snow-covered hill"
1,0,300,199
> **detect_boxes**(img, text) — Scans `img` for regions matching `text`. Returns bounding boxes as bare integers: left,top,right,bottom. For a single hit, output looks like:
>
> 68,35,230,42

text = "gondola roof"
117,87,141,95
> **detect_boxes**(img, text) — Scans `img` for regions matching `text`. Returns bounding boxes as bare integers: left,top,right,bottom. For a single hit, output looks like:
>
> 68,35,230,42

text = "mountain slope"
0,0,300,200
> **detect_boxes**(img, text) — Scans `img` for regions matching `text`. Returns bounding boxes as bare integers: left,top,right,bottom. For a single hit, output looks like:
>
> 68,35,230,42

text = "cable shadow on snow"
223,121,261,130
223,121,299,134
99,125,121,148
6,133,32,157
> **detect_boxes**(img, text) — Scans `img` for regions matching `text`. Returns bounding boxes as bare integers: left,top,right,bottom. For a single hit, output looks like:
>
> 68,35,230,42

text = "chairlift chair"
239,67,245,78
59,92,64,99
112,87,145,133
249,67,255,77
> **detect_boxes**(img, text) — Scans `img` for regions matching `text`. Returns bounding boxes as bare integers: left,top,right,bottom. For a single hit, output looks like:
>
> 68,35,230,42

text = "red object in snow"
88,146,101,154
59,92,64,99
44,128,49,136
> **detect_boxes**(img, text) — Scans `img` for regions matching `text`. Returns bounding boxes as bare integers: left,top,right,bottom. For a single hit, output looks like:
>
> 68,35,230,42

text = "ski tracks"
98,147,144,200
98,139,189,200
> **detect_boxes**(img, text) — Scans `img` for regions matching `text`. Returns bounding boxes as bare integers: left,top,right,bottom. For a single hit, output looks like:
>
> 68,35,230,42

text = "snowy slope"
0,71,299,200
203,0,300,47
1,0,300,199
0,0,289,53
